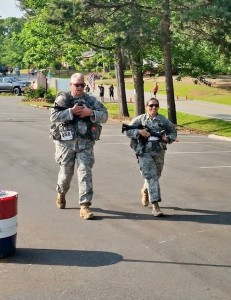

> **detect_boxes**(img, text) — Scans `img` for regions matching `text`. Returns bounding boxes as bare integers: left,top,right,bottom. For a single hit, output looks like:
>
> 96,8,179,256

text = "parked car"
0,77,31,96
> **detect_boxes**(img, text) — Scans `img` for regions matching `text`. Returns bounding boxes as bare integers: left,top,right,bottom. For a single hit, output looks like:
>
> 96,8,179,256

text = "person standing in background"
98,84,105,102
85,84,90,93
153,82,159,97
109,84,114,102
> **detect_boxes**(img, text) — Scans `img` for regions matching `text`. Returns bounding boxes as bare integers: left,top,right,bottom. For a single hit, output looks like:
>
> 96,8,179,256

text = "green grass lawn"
125,81,231,105
95,75,231,106
103,103,231,138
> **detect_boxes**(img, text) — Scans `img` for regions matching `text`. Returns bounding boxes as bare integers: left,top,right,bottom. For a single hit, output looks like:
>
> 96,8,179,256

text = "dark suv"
0,77,31,96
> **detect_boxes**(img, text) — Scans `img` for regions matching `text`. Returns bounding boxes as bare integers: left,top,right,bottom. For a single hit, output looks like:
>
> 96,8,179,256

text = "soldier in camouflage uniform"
50,73,108,220
125,98,177,217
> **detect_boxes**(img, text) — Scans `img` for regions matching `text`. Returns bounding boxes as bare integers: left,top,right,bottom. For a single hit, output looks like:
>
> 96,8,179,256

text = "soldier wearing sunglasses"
125,98,177,217
50,73,108,220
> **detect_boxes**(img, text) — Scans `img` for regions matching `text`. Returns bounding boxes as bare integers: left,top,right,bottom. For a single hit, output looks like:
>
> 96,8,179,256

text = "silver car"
0,77,31,96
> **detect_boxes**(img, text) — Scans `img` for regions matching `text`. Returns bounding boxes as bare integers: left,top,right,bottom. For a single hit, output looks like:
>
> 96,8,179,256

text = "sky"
0,0,24,19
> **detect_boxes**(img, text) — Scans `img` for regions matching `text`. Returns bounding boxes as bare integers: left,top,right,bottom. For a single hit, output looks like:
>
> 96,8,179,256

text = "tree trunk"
129,2,145,117
114,48,129,117
162,0,177,124
131,55,145,116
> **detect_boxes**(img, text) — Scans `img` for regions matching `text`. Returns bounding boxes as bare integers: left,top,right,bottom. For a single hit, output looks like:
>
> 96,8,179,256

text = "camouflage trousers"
55,144,95,204
138,151,165,203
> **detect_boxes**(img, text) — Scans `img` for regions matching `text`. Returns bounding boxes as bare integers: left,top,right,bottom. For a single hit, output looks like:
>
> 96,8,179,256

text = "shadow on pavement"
93,208,155,221
161,207,231,225
93,207,231,225
3,247,231,269
1,248,123,267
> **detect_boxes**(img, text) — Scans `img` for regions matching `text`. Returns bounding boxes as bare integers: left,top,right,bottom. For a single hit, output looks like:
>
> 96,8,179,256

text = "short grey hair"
70,73,85,83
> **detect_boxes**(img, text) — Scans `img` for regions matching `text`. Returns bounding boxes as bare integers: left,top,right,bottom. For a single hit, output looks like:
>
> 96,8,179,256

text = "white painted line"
208,134,231,142
102,144,231,151
168,151,231,154
200,166,231,169
173,142,228,144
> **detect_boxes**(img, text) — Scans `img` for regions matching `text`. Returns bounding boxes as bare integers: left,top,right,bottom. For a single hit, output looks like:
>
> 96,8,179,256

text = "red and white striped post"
0,191,18,258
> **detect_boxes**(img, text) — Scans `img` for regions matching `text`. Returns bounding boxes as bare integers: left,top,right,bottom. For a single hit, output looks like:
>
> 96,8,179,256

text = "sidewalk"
90,84,231,122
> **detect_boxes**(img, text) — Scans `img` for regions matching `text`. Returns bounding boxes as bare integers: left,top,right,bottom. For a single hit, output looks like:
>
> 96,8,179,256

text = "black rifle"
43,100,84,110
43,105,69,110
122,123,165,139
122,123,167,157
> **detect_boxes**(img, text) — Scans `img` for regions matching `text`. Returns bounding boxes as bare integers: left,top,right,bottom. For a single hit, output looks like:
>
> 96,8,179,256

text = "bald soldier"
50,73,108,219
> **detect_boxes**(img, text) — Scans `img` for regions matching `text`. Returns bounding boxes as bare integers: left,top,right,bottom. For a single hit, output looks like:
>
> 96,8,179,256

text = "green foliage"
20,14,65,68
1,0,231,88
34,87,47,98
44,90,55,102
171,36,230,77
96,66,103,73
24,86,55,101
24,87,36,99
24,86,46,98
50,61,62,70
171,0,231,60
47,86,56,95
18,0,48,14
0,17,26,67
109,70,116,78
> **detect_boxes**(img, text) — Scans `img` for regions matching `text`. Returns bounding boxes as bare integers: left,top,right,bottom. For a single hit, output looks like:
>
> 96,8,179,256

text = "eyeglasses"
72,83,86,88
148,104,159,108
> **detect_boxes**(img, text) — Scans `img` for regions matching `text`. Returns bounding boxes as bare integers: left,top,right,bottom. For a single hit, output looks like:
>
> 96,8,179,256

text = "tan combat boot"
80,203,94,220
56,193,66,209
141,188,149,206
152,202,163,217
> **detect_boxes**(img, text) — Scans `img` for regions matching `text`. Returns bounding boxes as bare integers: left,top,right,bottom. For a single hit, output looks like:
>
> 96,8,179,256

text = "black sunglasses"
72,83,86,88
148,104,159,108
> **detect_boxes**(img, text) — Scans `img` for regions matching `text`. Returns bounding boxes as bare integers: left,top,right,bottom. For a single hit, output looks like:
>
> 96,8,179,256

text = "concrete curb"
208,134,231,142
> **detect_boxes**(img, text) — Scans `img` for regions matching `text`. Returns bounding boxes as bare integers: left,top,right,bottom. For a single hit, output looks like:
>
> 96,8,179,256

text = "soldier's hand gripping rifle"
122,123,167,157
122,123,166,140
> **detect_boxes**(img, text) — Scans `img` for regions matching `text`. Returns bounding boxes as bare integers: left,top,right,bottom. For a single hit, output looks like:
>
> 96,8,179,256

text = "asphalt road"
0,96,231,300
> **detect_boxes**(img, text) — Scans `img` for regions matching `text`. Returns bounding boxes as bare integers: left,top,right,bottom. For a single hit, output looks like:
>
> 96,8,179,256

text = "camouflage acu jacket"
50,92,108,151
126,113,177,155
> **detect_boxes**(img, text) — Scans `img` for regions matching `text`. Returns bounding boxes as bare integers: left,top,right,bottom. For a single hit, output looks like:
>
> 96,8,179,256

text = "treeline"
0,0,230,122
